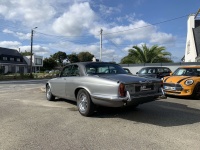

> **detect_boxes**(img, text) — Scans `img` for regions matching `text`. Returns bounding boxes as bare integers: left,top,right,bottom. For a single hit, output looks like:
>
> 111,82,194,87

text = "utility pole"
100,29,103,62
30,27,37,76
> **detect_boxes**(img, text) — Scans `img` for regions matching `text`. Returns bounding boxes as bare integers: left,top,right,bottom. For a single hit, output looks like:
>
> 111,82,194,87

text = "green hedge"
0,73,56,80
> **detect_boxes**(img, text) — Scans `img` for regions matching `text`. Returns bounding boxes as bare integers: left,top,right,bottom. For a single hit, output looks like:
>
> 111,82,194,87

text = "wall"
120,62,200,74
23,55,43,67
185,14,198,62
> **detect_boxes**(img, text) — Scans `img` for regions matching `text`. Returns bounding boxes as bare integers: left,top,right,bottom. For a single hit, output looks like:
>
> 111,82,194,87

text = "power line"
36,31,93,38
31,14,191,38
103,14,189,35
0,13,190,39
104,36,127,55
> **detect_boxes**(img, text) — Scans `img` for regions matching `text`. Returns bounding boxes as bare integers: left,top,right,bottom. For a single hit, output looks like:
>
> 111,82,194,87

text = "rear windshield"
138,68,156,74
85,63,127,75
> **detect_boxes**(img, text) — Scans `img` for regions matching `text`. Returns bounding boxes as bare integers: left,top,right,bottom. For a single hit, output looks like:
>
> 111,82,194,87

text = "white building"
184,9,200,62
24,55,43,73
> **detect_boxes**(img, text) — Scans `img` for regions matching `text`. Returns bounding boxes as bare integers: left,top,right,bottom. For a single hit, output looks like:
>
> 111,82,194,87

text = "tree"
68,53,79,63
120,56,137,64
121,44,173,64
51,51,67,65
78,52,94,62
41,57,58,71
20,50,33,56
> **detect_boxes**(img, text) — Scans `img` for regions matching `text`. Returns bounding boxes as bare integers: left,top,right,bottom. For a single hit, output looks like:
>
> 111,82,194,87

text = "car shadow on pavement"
55,98,200,127
93,101,200,127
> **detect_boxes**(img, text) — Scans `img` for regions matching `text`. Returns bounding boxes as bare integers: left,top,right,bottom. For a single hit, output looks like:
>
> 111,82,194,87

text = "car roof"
140,67,170,69
65,62,118,66
178,66,200,68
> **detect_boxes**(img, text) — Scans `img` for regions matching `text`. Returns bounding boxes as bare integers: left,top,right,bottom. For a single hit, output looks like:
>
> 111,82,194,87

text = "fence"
120,62,200,74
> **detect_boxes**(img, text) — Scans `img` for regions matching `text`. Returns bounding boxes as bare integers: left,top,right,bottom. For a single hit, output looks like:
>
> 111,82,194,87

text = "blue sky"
0,0,200,63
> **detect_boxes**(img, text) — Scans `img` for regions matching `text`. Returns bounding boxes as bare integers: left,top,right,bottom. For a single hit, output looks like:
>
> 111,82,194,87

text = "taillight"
119,83,126,97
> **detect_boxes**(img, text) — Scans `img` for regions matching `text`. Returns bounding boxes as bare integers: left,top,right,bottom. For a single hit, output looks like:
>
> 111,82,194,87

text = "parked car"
46,62,165,116
136,67,172,79
163,66,200,99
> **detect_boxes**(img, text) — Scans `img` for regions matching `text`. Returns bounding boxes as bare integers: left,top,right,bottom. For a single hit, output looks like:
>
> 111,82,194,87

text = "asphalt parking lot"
0,80,200,150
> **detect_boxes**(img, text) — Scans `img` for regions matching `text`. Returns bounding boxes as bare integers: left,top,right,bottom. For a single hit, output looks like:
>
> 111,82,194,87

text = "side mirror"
136,72,138,74
170,72,173,76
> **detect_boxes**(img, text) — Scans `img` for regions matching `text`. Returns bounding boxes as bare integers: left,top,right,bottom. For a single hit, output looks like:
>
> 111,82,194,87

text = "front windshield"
173,68,200,76
85,63,127,75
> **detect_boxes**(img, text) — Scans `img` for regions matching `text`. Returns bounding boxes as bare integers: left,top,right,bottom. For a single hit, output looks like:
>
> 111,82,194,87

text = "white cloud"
150,32,176,44
16,32,31,40
91,20,176,49
3,29,31,40
99,4,121,16
0,41,21,49
110,38,123,45
0,5,8,14
2,29,13,34
116,14,136,23
102,20,155,41
19,45,49,56
122,45,133,52
0,0,56,26
52,2,96,36
0,1,180,62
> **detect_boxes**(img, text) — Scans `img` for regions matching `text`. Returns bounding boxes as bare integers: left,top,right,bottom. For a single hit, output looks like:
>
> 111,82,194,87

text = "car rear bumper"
91,91,165,107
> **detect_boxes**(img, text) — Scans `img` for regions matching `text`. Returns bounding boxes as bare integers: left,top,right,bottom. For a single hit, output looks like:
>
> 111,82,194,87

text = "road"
0,80,200,150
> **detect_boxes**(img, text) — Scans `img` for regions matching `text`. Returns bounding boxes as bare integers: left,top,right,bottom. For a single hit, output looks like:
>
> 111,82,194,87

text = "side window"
140,68,147,74
86,67,96,74
60,65,72,77
163,68,170,73
148,68,156,74
158,68,164,73
71,65,80,76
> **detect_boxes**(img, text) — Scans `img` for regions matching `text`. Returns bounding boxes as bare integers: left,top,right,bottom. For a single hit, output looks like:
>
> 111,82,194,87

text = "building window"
10,58,14,61
16,58,21,62
3,57,7,60
35,58,42,65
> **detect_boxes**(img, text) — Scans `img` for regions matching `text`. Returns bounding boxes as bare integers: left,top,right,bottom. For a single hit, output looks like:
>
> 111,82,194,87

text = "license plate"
164,86,176,90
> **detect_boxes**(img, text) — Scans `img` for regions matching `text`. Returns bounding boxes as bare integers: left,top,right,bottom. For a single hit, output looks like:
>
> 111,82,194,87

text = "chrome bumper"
91,90,165,102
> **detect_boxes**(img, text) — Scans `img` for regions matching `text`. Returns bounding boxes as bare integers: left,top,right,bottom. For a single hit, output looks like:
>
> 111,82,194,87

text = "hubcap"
79,93,88,112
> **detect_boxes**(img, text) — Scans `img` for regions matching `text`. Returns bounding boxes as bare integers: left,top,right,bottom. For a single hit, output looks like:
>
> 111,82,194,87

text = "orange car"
163,66,200,99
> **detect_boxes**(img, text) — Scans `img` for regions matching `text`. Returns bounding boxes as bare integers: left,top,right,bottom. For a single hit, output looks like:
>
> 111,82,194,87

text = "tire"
192,83,200,100
77,89,94,116
46,84,55,101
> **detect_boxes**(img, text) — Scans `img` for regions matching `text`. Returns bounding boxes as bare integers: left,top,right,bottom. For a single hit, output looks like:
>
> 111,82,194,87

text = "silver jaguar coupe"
46,62,165,116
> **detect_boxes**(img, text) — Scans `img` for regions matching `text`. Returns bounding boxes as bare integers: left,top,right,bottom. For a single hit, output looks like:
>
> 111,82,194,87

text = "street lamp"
30,27,37,76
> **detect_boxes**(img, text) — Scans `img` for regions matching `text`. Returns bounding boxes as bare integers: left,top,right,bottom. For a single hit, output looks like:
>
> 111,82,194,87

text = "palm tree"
128,44,172,63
